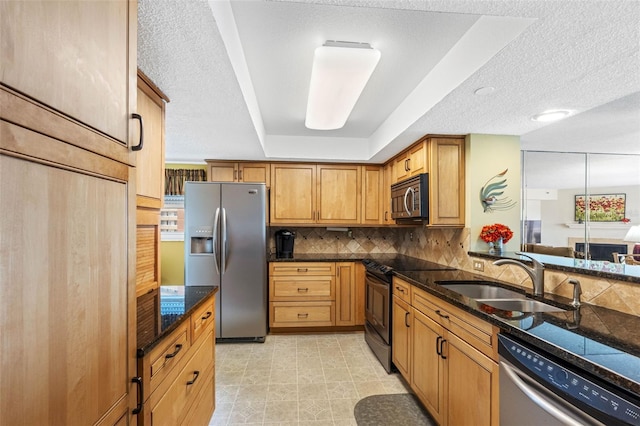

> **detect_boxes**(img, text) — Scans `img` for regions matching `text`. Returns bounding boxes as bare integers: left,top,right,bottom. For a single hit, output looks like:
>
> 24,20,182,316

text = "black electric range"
362,254,457,283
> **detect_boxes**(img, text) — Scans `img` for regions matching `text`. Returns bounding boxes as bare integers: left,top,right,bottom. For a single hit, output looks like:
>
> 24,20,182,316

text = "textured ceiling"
137,0,640,175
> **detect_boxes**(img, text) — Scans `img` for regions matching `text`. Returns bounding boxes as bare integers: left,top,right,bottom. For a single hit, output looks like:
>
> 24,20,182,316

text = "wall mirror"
521,150,640,277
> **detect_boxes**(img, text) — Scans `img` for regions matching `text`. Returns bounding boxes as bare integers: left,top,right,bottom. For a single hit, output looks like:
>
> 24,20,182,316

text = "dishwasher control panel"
499,334,640,425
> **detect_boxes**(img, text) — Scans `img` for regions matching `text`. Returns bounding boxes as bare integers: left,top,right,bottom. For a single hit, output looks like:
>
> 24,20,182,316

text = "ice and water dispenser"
190,226,214,254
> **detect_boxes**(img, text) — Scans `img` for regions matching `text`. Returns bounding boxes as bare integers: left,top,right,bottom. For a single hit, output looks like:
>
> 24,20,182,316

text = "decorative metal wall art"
480,169,517,212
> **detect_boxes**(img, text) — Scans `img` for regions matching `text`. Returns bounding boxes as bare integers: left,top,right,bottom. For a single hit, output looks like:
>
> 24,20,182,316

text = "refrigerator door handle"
213,207,220,274
221,207,229,275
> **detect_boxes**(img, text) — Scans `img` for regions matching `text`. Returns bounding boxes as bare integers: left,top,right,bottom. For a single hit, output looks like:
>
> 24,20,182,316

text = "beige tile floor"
208,332,410,425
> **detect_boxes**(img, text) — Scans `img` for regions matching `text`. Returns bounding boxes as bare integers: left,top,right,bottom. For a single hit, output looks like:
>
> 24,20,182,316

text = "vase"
488,238,504,254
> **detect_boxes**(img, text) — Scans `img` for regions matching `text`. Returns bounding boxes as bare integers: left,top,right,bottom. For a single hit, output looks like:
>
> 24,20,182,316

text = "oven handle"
500,360,593,426
403,187,414,217
366,274,390,291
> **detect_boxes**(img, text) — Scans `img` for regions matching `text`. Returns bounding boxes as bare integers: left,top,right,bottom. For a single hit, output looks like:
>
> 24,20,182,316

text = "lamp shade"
305,41,381,130
623,225,640,243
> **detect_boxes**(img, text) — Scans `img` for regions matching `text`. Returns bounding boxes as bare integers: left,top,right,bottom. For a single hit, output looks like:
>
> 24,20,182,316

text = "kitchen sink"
476,299,566,312
439,283,527,300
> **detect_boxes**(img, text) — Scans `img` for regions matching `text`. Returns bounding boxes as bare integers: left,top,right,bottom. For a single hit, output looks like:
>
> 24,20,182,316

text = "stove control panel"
499,335,640,425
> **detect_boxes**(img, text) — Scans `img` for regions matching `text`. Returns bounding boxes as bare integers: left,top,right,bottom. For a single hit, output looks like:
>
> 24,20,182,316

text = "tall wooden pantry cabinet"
1,1,139,424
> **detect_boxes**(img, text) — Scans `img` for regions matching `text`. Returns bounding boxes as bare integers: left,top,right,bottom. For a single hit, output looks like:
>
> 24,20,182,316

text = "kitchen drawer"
392,277,411,303
145,322,191,396
269,275,335,300
413,286,498,361
270,301,334,327
180,367,215,426
191,297,214,344
150,330,215,426
270,262,335,276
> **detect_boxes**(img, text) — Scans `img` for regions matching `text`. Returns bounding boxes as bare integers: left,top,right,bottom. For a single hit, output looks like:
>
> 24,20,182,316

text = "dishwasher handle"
500,360,601,426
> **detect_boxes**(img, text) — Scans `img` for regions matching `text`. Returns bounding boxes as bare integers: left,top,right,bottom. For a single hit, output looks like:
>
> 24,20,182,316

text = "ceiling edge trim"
208,0,267,152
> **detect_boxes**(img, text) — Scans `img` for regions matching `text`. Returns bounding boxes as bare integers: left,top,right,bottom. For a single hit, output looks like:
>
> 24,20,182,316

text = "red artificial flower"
479,223,513,243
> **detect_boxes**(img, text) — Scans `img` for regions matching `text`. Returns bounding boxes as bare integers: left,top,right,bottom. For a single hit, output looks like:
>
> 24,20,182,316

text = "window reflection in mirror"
522,151,640,275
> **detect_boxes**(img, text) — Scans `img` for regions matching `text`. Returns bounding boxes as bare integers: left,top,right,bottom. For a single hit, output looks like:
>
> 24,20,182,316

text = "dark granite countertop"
137,285,218,357
394,268,640,397
470,250,640,283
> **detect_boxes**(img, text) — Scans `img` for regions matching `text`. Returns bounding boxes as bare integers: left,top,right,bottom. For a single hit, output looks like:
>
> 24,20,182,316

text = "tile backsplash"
269,227,399,255
269,225,640,316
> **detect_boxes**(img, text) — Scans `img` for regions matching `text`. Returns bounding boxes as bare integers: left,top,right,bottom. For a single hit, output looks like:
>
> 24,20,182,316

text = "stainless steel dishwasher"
499,334,640,426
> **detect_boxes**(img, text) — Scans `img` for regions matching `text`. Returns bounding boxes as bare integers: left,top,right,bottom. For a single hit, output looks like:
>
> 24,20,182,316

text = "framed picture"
574,193,626,222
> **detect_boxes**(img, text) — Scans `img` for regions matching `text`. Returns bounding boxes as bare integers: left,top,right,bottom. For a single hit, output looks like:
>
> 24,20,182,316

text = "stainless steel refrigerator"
184,182,267,342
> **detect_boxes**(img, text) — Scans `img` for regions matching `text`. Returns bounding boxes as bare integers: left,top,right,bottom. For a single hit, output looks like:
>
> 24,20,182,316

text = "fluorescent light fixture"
531,109,572,122
305,41,381,130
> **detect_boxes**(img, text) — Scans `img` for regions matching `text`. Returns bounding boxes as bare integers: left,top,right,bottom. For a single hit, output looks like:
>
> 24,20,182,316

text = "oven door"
365,272,390,344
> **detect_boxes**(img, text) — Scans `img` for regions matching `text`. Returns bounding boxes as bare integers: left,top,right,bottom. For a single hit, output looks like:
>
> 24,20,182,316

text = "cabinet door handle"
404,159,409,171
407,158,411,171
440,338,447,359
234,170,238,180
202,311,212,321
436,336,442,356
131,376,143,415
385,211,388,221
297,288,309,292
187,370,200,386
131,113,144,151
238,170,243,180
404,311,410,327
435,310,450,319
165,344,183,359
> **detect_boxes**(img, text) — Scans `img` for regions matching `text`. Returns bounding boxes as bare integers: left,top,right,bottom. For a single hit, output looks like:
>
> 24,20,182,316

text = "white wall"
536,184,639,247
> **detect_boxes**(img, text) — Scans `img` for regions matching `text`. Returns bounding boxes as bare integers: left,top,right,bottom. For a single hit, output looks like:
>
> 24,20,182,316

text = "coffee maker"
275,229,295,259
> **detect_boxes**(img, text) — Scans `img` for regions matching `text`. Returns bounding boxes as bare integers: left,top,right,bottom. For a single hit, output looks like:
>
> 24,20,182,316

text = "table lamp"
623,225,640,261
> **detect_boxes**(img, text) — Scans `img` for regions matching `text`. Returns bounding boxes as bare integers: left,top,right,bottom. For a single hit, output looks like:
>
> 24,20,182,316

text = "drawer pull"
187,370,200,386
297,268,308,272
298,313,309,318
435,310,450,319
165,344,183,359
395,286,405,293
297,288,309,292
202,311,212,321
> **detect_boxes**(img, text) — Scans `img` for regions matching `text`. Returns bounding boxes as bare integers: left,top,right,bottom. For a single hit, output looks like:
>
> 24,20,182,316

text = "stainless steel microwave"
391,173,429,221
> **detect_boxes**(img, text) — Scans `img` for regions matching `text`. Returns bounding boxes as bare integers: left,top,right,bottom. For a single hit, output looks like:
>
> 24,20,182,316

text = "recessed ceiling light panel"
305,41,381,130
531,109,573,122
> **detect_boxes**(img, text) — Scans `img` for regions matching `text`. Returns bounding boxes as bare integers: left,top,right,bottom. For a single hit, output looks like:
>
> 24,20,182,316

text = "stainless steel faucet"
568,279,582,307
493,252,545,296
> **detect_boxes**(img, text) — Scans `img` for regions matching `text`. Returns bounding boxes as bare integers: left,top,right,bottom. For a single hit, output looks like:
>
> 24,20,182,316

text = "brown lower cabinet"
269,261,364,329
137,295,216,426
392,277,500,426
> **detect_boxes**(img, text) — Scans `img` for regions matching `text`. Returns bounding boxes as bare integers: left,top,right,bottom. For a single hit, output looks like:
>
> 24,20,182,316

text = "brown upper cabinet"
206,161,271,187
270,163,361,225
136,71,169,209
389,135,465,227
362,165,384,225
210,134,465,227
393,141,428,182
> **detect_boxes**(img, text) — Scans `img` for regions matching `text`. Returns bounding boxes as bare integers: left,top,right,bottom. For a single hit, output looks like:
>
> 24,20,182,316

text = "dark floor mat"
354,393,436,426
